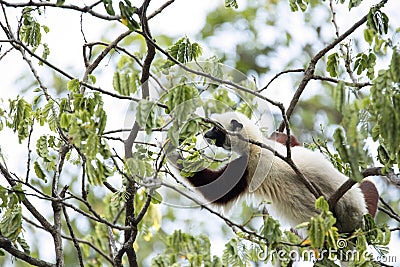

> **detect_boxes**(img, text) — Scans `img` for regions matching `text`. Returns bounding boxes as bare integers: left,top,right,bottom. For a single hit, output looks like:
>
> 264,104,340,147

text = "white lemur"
170,112,378,233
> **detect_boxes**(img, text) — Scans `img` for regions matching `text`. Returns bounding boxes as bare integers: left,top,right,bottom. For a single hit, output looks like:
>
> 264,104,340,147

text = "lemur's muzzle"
204,126,226,148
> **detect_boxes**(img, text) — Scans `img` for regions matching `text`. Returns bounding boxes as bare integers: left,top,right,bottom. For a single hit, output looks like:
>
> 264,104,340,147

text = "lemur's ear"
230,119,243,131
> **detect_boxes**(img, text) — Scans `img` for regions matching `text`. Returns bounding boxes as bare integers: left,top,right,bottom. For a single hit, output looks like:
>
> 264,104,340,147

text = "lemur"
169,112,378,233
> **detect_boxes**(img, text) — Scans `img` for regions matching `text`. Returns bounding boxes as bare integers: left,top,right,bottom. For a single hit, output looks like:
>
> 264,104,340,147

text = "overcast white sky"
1,0,400,266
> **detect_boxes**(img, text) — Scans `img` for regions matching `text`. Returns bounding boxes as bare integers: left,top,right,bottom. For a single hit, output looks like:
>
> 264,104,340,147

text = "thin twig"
51,146,69,267
329,0,357,84
278,0,389,131
0,0,120,21
81,30,132,93
5,38,167,107
161,180,298,247
61,187,84,267
23,216,114,264
258,69,305,92
147,0,176,20
0,236,56,267
0,162,54,236
25,122,34,183
379,197,400,222
311,75,372,88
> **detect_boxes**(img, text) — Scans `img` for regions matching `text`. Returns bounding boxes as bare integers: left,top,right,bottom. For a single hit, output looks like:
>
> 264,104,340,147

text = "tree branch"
329,0,357,84
278,0,388,132
147,0,176,20
328,166,399,213
81,30,132,93
117,1,157,265
259,69,305,92
0,0,120,21
0,236,56,267
139,0,155,99
23,216,114,265
311,75,372,88
0,162,54,232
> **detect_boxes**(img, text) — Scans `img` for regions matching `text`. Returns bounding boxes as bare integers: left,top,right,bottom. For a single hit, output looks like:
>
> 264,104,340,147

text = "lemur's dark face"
204,119,243,150
204,124,226,148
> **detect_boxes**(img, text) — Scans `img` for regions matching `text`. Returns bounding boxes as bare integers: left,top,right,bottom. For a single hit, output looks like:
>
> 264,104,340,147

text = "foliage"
0,0,399,266
370,49,400,172
151,230,222,267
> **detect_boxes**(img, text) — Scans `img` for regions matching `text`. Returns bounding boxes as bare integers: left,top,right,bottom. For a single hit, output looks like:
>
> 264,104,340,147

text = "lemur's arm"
168,151,249,206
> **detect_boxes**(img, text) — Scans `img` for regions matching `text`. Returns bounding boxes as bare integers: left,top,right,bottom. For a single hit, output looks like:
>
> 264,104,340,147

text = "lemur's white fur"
211,112,367,232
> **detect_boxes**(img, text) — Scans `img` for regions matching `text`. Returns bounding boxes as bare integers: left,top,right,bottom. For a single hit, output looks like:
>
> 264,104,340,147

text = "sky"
1,0,400,266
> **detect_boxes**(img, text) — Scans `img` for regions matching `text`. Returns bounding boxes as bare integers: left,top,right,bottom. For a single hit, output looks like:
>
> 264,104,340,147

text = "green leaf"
0,185,8,209
119,0,140,30
225,0,238,8
348,0,363,10
85,159,112,185
390,49,400,83
150,191,163,204
326,53,339,77
33,161,47,182
56,0,65,6
333,81,345,112
112,71,138,96
377,145,390,164
315,196,329,212
17,236,30,255
168,36,203,64
42,25,50,33
222,238,247,267
88,74,97,84
367,8,389,35
151,230,218,267
260,216,282,247
363,29,374,44
333,128,350,164
59,112,70,129
136,100,157,134
11,184,26,203
369,53,400,170
19,8,42,48
354,52,376,80
96,109,107,135
85,132,99,160
125,156,153,178
333,128,363,181
103,0,115,15
165,84,200,124
0,205,22,241
38,43,50,66
36,136,50,160
8,97,33,142
67,79,80,93
309,216,325,248
179,120,199,143
289,0,308,12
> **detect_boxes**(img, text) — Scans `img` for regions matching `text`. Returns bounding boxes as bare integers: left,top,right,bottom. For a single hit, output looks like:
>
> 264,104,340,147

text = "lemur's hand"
165,144,184,170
